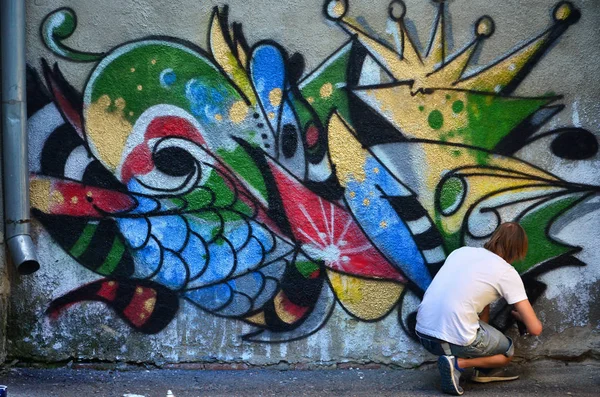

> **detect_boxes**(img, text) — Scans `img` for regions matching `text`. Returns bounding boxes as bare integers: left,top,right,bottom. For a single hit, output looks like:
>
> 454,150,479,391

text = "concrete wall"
5,0,599,366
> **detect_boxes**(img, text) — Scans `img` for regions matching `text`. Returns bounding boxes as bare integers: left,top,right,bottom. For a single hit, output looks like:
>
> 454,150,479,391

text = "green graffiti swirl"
41,8,104,62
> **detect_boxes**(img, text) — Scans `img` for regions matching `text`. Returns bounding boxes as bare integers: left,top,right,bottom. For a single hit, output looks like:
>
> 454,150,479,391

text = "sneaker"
438,355,464,395
471,367,519,383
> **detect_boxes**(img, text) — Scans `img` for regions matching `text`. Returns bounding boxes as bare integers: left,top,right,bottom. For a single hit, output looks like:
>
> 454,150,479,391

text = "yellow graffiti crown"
325,0,579,94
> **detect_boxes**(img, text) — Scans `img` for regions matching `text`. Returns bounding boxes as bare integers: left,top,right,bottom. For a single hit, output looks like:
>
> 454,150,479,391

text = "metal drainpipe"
1,0,40,274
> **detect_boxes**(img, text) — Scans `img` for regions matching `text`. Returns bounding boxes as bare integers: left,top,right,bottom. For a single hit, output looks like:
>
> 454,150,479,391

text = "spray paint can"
0,385,7,397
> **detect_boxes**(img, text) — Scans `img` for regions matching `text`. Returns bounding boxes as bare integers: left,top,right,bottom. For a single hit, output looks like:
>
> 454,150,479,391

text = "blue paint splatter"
159,68,177,88
185,78,229,123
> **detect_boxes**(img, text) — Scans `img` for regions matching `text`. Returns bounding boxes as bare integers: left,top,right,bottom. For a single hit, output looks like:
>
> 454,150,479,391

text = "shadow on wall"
25,0,599,342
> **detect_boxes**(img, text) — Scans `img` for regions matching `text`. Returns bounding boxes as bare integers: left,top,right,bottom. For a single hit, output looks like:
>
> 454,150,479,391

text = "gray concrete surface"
0,360,598,396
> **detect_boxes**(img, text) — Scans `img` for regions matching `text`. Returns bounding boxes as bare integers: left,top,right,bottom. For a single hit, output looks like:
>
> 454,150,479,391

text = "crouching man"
416,222,542,395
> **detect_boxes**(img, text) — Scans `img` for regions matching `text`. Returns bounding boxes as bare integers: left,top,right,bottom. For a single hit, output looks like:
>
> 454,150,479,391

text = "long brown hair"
483,222,528,263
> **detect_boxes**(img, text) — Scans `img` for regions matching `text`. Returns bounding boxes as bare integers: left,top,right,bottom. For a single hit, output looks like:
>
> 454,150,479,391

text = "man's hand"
512,300,543,336
511,310,528,335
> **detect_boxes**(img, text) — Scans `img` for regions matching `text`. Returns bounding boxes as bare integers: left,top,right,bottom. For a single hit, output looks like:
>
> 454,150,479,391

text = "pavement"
0,359,598,396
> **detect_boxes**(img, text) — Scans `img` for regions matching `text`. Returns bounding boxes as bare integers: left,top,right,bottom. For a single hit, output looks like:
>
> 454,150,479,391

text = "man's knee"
504,336,515,358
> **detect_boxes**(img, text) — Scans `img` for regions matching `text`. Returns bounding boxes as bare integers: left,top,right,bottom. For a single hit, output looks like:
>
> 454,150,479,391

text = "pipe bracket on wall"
1,0,41,274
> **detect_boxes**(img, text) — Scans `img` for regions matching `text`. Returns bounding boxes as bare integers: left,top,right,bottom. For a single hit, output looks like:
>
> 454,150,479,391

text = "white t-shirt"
416,246,528,346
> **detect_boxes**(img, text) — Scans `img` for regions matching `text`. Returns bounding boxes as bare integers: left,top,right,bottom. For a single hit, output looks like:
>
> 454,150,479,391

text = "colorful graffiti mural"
27,0,599,342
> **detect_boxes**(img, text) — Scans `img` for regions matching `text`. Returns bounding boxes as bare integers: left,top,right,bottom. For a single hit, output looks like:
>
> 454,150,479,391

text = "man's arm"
479,304,490,323
512,299,542,336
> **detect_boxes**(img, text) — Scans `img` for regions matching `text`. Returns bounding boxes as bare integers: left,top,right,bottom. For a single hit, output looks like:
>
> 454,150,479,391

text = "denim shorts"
417,321,514,358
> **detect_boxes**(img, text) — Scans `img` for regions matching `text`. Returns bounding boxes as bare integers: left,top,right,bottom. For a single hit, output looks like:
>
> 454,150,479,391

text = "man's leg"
416,332,464,395
451,322,519,383
438,355,464,395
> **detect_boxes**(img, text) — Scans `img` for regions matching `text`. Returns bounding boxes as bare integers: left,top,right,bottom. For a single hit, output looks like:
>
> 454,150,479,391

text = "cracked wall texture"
4,0,599,366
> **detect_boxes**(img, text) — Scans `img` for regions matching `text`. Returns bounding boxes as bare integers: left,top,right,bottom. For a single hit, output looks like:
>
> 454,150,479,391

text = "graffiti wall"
6,0,599,365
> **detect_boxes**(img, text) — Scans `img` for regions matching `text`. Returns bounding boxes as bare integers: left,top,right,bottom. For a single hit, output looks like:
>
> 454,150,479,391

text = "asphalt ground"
0,359,598,396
